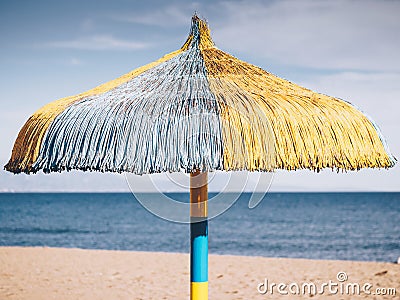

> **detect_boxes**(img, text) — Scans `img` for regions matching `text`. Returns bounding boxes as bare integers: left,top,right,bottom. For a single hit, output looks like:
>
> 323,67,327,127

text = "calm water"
0,192,399,262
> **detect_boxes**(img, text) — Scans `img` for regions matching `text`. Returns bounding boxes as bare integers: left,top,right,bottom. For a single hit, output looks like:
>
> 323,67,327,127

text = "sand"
0,247,398,299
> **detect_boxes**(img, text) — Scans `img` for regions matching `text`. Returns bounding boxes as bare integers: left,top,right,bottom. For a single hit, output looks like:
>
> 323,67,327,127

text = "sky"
0,0,399,192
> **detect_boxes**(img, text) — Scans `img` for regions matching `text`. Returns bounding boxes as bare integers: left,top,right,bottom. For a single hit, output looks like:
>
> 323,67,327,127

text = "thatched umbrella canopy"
4,16,395,175
4,15,395,300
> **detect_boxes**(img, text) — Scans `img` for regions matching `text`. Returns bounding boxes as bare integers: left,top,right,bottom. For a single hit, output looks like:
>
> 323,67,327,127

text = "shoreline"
1,245,397,264
1,246,398,299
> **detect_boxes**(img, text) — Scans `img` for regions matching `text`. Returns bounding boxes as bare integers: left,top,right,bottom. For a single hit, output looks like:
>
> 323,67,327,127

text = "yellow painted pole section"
191,282,208,300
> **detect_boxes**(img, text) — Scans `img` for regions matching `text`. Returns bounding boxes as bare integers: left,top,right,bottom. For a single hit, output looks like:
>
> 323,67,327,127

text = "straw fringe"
202,48,395,171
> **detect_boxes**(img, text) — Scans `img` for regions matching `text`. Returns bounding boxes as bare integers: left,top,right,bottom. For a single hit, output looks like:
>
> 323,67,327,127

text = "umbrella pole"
190,170,208,300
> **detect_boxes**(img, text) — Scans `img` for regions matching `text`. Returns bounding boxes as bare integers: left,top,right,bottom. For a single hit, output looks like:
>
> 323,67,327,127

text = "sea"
0,192,399,263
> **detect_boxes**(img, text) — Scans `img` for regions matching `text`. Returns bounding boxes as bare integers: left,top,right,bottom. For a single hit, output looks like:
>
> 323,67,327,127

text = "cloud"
43,35,149,51
106,0,400,71
69,57,82,65
298,72,399,119
110,4,200,27
212,0,400,72
81,18,95,31
0,167,129,193
271,166,400,192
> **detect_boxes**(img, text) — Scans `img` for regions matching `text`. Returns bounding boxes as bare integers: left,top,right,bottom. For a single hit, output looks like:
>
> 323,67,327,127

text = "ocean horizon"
1,192,399,263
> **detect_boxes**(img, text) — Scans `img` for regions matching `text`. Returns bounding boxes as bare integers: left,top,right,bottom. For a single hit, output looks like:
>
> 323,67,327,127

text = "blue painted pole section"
190,218,208,282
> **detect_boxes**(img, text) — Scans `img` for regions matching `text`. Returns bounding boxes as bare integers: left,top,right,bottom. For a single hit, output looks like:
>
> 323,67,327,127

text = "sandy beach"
0,247,398,299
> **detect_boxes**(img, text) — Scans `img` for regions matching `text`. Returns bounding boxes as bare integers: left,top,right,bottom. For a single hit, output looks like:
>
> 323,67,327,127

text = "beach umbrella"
5,15,395,299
